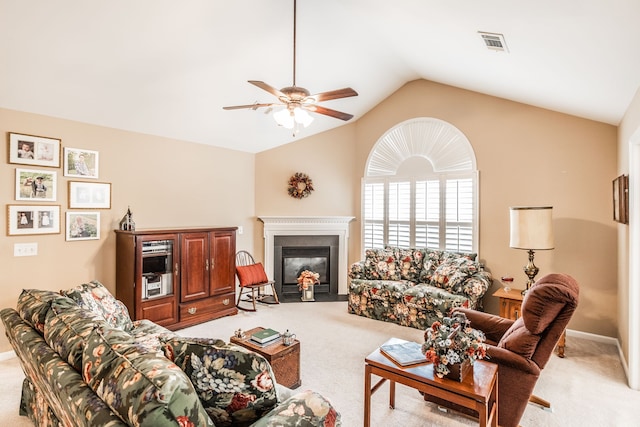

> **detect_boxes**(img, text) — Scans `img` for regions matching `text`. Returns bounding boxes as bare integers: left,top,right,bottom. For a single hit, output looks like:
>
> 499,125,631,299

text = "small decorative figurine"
119,206,135,231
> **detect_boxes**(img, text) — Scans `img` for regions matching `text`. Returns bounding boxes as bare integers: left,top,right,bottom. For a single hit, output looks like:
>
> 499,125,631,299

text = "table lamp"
509,206,554,293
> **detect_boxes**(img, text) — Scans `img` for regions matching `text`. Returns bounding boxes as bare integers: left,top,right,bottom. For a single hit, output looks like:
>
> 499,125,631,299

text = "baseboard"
565,328,618,344
0,350,16,362
566,328,630,383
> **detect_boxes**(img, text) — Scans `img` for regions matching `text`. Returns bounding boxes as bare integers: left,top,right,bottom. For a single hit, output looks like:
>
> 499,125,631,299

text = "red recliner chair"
455,273,579,427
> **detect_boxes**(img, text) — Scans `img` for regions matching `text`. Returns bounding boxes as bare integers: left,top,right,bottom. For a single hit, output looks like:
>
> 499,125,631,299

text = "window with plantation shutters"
362,118,479,253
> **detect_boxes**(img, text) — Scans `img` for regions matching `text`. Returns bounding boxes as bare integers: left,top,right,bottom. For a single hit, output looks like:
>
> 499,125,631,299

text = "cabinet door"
180,232,210,302
209,230,236,295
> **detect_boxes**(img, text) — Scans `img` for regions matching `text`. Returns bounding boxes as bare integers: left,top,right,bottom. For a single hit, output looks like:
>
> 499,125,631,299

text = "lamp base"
522,249,539,294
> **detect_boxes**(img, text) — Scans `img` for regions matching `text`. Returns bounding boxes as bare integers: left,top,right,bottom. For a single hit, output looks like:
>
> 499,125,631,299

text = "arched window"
362,118,479,252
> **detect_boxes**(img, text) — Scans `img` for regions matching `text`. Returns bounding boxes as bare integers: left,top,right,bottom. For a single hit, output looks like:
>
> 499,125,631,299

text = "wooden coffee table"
364,338,498,427
230,327,301,389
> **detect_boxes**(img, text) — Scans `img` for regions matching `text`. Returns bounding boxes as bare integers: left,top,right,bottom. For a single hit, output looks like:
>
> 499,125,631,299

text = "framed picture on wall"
8,132,61,168
64,147,99,179
7,205,61,235
68,181,111,209
613,174,629,224
66,211,100,241
15,168,57,201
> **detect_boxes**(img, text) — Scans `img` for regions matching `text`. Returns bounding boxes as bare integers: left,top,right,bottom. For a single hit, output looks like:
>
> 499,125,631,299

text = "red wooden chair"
235,250,280,311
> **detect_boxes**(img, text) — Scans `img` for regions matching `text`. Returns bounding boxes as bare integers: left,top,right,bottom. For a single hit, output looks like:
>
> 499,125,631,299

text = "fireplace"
259,216,355,302
274,235,338,300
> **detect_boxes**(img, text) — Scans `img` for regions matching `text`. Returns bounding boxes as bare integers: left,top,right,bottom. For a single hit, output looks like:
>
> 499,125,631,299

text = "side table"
230,327,301,389
365,338,498,427
493,288,566,357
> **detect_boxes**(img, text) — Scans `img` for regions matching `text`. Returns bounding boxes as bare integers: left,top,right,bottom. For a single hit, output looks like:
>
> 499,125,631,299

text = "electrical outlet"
237,226,244,235
14,243,38,257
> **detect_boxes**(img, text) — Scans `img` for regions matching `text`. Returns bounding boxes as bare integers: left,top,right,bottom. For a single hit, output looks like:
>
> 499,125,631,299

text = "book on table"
379,340,427,367
251,328,280,344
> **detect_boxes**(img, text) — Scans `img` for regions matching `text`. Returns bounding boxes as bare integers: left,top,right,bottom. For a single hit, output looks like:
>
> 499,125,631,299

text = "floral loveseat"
1,281,340,427
348,247,493,330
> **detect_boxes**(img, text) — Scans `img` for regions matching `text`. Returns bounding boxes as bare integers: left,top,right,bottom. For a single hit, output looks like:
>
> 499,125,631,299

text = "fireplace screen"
274,235,339,301
283,256,328,284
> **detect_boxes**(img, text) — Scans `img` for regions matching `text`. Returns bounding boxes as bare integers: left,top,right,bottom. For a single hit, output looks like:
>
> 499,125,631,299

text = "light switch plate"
14,243,38,256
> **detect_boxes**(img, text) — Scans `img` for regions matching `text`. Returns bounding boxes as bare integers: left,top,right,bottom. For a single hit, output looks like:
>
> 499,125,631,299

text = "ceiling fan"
223,0,358,130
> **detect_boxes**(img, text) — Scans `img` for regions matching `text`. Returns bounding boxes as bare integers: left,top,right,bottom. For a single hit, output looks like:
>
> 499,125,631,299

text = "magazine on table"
380,340,427,367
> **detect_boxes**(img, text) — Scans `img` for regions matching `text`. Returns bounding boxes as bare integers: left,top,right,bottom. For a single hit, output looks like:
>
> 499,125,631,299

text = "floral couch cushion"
62,280,134,332
162,337,278,427
83,326,212,427
392,247,425,282
361,248,401,280
417,249,444,284
250,390,340,427
16,288,61,334
44,297,108,371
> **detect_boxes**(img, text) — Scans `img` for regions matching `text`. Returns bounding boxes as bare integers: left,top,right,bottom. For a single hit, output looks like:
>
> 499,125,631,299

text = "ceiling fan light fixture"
294,107,314,127
273,107,295,128
273,106,314,129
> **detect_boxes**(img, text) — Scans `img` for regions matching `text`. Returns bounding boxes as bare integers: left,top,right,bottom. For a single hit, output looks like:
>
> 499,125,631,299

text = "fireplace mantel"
259,216,355,295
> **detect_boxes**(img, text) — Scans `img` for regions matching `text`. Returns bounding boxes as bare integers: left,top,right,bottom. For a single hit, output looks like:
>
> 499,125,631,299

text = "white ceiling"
2,0,639,153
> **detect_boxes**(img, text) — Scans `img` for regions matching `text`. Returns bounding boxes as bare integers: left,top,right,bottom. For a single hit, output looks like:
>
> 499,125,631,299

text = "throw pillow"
236,263,269,286
82,326,213,427
162,336,278,427
417,249,443,284
393,247,425,282
16,289,62,333
431,257,479,294
62,280,134,331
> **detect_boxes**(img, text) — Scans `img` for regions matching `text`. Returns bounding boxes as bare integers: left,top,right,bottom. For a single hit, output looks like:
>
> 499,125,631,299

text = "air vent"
478,32,508,52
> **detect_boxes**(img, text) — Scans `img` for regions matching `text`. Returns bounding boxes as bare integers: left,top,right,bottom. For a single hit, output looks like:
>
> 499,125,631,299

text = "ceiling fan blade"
248,81,287,99
222,103,274,110
306,105,354,121
307,87,358,103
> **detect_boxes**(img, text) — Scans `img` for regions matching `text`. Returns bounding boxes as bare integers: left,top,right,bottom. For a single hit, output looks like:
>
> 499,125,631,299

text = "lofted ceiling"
1,0,639,153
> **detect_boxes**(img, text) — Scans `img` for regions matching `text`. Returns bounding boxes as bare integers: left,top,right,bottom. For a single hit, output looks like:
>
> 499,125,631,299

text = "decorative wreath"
288,172,314,199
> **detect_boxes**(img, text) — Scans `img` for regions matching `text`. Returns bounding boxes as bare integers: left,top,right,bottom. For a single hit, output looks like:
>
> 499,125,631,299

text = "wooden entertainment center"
115,227,237,330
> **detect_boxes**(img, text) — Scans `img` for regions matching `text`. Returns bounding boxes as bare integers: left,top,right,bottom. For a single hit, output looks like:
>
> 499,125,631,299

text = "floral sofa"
348,247,493,330
1,281,340,427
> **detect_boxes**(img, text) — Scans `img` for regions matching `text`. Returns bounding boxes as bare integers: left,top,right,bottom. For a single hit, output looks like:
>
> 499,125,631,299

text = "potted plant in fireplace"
297,270,319,302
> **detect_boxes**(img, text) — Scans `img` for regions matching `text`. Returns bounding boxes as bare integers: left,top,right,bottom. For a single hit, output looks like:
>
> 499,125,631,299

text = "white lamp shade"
509,206,554,250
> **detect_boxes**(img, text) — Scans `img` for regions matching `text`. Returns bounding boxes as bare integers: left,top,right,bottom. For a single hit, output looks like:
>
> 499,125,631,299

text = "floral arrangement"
422,312,487,377
297,270,320,291
288,172,314,199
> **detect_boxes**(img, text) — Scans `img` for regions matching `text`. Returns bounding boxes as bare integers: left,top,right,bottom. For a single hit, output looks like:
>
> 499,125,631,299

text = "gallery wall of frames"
7,132,111,241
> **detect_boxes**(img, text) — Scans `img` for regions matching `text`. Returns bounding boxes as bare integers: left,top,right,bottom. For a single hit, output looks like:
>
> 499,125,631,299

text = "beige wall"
0,108,256,353
256,79,618,338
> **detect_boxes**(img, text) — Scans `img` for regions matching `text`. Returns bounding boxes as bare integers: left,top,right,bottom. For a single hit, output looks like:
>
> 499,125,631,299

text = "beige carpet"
0,301,637,426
